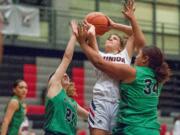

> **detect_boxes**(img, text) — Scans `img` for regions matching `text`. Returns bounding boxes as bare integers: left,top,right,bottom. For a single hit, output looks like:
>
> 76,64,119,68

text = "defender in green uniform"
77,42,171,134
44,21,88,135
113,66,163,135
110,45,171,135
1,80,28,135
44,89,78,135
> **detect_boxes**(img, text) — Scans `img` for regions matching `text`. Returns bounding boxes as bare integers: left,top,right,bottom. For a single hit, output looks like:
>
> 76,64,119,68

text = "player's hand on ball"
83,20,96,37
106,16,115,30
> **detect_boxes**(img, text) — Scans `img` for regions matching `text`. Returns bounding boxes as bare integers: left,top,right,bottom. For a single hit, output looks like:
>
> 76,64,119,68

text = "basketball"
85,12,110,36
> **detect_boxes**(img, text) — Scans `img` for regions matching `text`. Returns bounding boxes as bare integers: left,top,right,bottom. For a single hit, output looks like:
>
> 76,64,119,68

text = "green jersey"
117,66,162,129
44,89,78,135
7,96,25,135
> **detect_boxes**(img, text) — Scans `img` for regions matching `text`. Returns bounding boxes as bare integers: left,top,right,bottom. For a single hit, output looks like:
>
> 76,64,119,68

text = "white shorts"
88,98,119,132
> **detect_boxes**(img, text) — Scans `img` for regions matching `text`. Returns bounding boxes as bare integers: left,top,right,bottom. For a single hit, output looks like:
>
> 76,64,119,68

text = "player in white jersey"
88,34,132,135
93,42,131,103
80,1,146,135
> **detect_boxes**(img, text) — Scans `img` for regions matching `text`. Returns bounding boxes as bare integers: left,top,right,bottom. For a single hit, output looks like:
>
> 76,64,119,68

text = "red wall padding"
72,67,85,107
23,64,37,97
27,105,45,115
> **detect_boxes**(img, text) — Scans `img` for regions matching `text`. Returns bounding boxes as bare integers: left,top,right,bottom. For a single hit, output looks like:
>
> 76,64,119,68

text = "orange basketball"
85,12,110,36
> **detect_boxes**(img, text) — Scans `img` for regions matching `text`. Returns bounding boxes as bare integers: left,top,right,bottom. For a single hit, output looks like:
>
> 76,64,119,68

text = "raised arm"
108,17,133,36
47,21,76,98
49,35,76,85
123,0,146,52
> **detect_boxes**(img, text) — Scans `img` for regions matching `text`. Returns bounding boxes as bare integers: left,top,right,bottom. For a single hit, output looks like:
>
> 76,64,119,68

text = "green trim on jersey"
44,89,78,135
7,96,25,135
116,66,162,129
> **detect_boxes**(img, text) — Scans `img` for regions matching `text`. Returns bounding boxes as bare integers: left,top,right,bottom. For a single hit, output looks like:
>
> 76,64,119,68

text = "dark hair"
142,46,171,84
13,79,24,88
108,34,125,49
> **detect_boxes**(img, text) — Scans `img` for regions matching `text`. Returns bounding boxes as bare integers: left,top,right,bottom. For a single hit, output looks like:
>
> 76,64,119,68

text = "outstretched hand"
122,0,136,21
76,22,89,45
70,20,78,37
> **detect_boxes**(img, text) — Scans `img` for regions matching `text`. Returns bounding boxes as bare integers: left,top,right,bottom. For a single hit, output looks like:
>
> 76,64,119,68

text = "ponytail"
154,62,171,84
142,46,172,84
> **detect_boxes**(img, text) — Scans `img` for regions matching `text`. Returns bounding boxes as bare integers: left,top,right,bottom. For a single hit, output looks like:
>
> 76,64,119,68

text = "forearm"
77,104,89,120
130,17,146,48
63,35,76,60
1,121,9,135
80,43,102,68
50,35,76,83
88,35,99,52
111,23,132,36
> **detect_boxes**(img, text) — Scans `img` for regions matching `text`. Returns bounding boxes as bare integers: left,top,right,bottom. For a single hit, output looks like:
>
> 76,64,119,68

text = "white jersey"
93,48,131,102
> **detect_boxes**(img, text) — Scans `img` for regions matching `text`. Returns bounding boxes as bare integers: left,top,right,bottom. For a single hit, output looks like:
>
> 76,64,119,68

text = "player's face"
135,49,149,66
134,50,144,66
14,81,28,99
105,35,121,53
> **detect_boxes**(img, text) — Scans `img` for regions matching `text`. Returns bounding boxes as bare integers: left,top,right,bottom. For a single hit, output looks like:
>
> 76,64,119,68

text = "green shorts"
112,123,160,135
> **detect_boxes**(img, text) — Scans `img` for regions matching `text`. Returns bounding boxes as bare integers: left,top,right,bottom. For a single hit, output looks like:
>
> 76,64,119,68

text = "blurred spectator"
172,115,180,135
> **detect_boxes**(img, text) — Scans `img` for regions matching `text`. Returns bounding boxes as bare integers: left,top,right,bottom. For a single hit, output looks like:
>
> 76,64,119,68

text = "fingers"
124,0,134,11
123,3,129,12
70,20,78,36
76,22,89,44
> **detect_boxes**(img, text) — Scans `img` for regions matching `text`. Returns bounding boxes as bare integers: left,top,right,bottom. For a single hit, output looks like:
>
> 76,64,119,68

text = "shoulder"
46,81,63,98
7,98,19,110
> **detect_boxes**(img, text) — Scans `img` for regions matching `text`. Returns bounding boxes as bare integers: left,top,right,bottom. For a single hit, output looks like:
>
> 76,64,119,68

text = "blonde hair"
66,82,77,97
